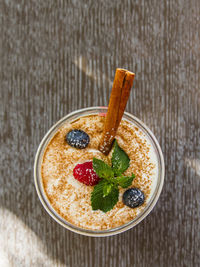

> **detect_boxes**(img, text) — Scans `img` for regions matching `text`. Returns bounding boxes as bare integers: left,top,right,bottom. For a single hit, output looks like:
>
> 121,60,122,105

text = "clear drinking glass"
34,107,165,237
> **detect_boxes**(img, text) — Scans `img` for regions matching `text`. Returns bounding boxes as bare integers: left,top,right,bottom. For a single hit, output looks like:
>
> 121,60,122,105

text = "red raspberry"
73,161,100,186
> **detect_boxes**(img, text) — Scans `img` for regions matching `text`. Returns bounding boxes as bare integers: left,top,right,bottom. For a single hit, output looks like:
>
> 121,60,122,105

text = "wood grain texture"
0,0,200,266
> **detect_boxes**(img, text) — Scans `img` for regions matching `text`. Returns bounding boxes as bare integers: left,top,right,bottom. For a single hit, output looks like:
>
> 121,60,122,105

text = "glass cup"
34,107,165,237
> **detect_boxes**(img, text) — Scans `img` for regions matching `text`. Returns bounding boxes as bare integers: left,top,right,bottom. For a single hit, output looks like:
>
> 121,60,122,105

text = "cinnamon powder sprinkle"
41,115,157,230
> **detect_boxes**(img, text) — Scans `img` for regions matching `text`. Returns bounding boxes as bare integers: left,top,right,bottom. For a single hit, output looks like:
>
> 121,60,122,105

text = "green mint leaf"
115,174,135,188
93,158,114,179
111,140,130,176
91,180,119,212
103,183,113,197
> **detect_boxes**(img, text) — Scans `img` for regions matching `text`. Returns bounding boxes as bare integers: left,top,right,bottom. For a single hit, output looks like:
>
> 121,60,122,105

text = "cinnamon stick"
99,68,135,155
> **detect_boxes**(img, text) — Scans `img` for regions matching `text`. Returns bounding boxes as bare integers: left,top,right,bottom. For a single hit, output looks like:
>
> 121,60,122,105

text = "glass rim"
34,106,165,237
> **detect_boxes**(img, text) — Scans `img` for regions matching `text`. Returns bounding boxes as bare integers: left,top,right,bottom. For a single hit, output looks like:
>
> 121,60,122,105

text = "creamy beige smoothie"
41,114,158,230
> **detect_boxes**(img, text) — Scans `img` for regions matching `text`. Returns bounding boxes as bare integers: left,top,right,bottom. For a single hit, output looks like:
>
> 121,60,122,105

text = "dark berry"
122,188,145,208
66,129,90,149
73,161,100,186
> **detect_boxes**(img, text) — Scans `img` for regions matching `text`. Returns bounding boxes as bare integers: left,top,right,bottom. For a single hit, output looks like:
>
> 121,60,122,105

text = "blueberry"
122,188,145,208
66,129,90,149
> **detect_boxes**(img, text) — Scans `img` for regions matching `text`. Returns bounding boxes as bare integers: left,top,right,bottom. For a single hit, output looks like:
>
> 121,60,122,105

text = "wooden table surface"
1,1,200,266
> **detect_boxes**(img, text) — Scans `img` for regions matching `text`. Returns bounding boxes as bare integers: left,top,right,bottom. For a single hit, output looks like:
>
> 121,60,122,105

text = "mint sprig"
103,183,113,197
91,140,135,212
91,180,119,212
93,158,114,179
112,140,130,176
115,174,136,188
